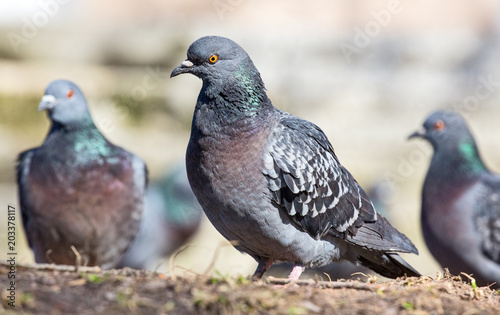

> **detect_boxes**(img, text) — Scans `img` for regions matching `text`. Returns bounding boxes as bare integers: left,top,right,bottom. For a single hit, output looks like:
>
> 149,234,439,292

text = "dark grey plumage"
17,79,147,269
171,36,420,280
410,110,500,288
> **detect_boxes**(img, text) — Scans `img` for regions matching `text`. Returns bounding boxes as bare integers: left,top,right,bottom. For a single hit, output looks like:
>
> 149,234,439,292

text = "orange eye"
67,89,74,98
434,120,445,131
208,54,218,63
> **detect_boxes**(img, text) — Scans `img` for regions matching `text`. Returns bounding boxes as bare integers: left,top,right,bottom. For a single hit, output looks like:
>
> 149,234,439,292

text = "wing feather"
264,113,376,240
476,174,500,263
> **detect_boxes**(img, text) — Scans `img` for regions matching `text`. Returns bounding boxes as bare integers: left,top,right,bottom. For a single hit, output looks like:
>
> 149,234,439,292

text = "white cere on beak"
182,59,194,67
38,95,57,111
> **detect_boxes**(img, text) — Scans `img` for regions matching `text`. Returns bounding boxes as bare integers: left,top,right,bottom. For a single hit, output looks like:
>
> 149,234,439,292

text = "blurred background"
1,0,500,280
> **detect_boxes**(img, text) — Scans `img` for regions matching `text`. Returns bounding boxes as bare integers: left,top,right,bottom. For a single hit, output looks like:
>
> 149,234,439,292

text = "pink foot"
287,266,305,281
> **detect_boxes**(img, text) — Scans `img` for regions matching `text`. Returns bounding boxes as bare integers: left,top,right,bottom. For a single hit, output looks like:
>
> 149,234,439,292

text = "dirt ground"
0,262,499,315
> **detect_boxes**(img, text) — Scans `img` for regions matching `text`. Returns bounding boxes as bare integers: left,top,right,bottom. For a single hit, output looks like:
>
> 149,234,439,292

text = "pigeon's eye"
433,120,445,131
208,54,218,64
66,89,74,98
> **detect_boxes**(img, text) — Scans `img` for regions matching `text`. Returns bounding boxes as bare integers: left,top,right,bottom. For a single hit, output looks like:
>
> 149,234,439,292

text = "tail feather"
358,252,421,279
346,213,419,255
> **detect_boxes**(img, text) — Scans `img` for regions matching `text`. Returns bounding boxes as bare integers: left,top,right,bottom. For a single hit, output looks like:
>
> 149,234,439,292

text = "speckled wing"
263,112,377,240
476,174,500,264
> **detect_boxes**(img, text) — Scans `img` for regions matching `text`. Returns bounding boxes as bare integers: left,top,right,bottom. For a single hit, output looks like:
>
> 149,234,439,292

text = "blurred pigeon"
119,163,203,270
366,181,393,218
410,110,500,287
171,36,420,280
17,79,147,269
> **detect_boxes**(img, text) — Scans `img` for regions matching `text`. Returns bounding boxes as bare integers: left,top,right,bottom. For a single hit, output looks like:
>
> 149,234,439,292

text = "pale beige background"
1,0,500,279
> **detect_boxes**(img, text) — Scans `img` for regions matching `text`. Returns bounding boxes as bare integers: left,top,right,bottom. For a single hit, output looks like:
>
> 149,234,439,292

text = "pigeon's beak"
408,127,426,140
38,94,57,111
170,59,194,78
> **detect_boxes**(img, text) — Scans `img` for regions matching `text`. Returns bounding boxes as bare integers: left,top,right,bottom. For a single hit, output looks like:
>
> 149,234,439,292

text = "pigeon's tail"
358,252,421,279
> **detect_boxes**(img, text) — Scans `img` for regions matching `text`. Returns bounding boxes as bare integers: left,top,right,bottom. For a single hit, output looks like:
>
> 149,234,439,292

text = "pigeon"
17,79,147,269
410,110,500,287
119,163,203,270
171,36,420,280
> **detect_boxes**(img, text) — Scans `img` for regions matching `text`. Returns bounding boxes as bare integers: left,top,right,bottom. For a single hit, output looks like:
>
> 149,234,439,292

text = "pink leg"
287,266,305,280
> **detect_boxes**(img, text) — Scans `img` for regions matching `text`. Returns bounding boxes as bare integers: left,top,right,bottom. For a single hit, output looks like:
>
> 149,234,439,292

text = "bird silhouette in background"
17,79,147,269
119,163,203,270
171,36,420,280
410,110,500,288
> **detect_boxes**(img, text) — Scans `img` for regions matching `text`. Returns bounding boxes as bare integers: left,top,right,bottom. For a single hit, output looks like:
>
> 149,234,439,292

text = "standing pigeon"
410,110,500,287
17,80,147,269
171,36,420,280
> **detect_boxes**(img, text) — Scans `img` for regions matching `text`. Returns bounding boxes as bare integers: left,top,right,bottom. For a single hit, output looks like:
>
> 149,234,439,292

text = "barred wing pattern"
263,113,377,240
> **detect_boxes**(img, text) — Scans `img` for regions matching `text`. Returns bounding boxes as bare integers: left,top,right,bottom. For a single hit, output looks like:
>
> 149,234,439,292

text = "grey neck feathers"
50,115,96,133
197,61,273,130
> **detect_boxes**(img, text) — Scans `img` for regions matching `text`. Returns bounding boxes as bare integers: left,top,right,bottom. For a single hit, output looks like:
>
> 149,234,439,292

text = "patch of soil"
0,262,499,314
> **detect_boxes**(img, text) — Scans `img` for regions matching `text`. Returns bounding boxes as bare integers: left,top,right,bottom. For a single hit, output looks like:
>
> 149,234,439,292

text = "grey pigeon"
17,79,147,269
119,163,203,270
410,110,500,287
171,36,420,280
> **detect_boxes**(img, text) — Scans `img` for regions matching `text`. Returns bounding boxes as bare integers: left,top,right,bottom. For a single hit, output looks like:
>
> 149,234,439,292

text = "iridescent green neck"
73,129,112,157
200,60,270,128
458,142,486,174
235,63,266,108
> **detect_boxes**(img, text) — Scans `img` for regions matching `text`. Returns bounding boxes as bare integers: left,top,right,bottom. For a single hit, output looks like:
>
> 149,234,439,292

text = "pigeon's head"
409,110,476,151
39,80,92,127
170,36,269,108
171,36,256,80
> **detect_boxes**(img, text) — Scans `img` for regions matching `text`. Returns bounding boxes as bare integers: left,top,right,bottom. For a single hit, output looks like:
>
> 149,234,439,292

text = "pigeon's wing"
476,173,500,264
16,149,36,248
263,112,418,254
263,113,377,240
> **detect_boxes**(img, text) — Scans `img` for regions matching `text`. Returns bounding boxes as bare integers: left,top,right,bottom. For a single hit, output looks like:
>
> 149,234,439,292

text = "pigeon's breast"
186,116,283,244
421,176,482,272
186,119,275,215
25,149,144,267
